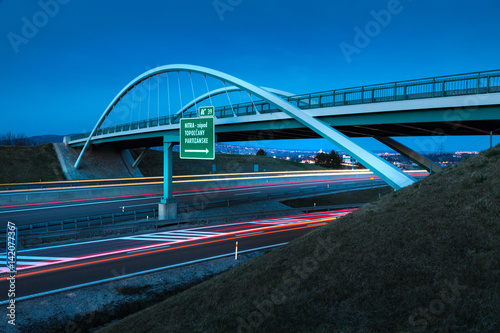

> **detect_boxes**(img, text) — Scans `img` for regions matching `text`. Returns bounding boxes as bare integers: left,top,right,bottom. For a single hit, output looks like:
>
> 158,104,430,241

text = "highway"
0,171,426,303
0,209,354,303
0,170,371,191
0,170,428,227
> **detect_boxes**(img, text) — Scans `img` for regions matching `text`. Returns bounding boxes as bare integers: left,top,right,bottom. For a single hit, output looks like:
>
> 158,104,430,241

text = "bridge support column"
375,137,443,174
159,140,177,220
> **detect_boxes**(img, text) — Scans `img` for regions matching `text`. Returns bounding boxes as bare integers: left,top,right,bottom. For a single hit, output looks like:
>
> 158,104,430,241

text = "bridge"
66,65,500,219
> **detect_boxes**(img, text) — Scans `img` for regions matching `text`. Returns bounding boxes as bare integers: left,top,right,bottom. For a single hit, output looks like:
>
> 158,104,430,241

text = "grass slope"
131,149,323,176
100,145,500,333
0,144,65,183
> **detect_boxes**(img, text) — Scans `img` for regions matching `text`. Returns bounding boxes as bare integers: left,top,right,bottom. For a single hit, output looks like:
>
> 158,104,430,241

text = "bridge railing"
68,70,500,142
289,70,500,109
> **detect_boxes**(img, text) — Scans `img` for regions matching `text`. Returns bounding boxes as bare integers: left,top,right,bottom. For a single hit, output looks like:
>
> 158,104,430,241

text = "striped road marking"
121,229,224,243
0,255,72,273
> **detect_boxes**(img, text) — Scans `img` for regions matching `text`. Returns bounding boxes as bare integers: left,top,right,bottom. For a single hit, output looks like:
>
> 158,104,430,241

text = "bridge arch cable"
166,72,171,124
116,95,122,128
222,81,235,117
177,71,183,119
204,75,214,107
189,72,198,113
247,91,259,115
147,77,151,124
122,88,128,125
138,81,143,124
157,74,160,125
130,84,135,124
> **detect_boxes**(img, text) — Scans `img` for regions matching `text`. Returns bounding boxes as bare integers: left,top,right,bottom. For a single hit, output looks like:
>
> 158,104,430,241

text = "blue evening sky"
1,0,499,153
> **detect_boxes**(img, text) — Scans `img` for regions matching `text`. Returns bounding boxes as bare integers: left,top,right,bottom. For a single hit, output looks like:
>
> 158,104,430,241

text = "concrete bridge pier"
376,137,443,174
159,140,177,220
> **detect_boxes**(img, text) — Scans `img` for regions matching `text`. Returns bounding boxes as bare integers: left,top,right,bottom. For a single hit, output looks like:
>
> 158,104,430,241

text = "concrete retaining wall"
53,143,143,180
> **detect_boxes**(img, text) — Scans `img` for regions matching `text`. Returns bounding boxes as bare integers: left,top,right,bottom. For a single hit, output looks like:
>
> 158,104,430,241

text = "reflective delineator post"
235,241,238,260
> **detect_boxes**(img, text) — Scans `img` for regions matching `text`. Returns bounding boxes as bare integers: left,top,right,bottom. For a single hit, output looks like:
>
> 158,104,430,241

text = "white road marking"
139,234,189,239
14,255,69,260
16,261,50,266
121,237,180,242
127,245,171,253
179,230,223,235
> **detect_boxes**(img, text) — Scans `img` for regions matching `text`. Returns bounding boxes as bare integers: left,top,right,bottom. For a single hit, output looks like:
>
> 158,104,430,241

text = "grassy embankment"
100,145,500,332
0,144,65,183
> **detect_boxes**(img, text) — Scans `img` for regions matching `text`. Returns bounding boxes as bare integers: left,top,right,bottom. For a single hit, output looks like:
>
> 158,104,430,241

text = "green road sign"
199,106,215,117
180,117,215,160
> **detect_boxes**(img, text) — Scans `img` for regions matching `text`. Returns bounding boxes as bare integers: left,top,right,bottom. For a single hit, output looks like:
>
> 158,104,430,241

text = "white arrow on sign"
185,148,210,154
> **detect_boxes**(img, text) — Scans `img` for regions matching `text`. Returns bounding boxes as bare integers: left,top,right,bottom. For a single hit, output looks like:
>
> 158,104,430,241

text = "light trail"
10,223,326,279
0,209,355,277
0,169,428,194
0,169,372,188
0,175,377,211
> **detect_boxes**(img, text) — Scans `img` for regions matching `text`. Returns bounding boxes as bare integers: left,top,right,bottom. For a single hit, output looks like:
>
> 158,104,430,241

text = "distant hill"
29,134,65,144
102,144,500,332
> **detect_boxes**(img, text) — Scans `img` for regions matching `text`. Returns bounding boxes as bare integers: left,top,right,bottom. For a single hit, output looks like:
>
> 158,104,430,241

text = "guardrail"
69,69,500,142
2,180,387,240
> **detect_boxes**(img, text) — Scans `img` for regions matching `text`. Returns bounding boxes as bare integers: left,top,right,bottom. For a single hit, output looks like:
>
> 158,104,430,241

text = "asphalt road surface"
0,209,354,303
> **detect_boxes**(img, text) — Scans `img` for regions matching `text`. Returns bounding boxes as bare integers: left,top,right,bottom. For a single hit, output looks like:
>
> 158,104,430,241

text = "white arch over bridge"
75,64,416,191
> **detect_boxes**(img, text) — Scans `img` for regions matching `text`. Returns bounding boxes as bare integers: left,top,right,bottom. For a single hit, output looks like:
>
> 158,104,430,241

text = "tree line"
314,150,342,169
255,148,345,169
0,132,38,146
